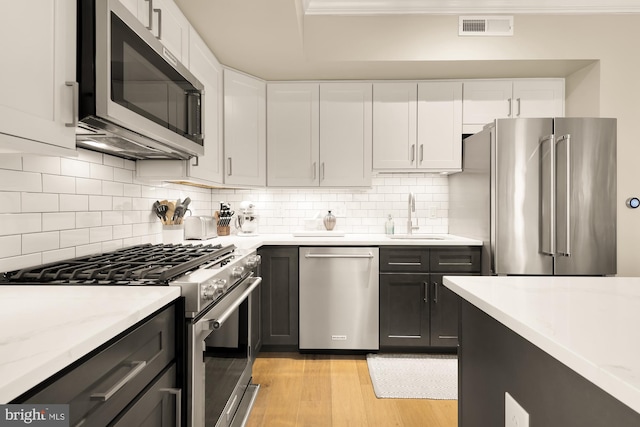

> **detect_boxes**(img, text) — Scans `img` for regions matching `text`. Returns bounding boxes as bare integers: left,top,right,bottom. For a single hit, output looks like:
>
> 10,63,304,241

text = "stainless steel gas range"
1,243,262,427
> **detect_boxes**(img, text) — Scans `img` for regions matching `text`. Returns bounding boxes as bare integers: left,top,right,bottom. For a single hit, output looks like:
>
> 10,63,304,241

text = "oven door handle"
208,277,262,330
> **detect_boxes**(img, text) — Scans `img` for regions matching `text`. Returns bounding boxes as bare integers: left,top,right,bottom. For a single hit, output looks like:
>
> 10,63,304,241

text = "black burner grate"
1,243,235,285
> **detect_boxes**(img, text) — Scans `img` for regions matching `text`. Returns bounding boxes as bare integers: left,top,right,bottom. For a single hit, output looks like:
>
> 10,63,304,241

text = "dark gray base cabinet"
459,301,640,427
380,247,481,352
259,246,299,349
15,302,183,427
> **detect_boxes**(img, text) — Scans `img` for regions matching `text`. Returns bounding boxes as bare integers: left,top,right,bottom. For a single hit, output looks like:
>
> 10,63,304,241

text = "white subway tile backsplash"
0,213,41,236
103,211,123,226
23,155,61,174
89,195,112,211
22,193,59,213
76,178,102,195
42,247,76,264
61,158,91,178
123,183,142,197
75,148,104,164
43,212,76,231
76,211,101,228
103,154,125,169
0,236,21,258
103,181,124,196
90,163,114,181
22,231,59,254
0,253,42,273
90,226,113,243
60,194,89,212
113,224,133,239
114,168,133,183
0,155,22,171
0,170,42,192
60,228,90,248
113,197,133,211
75,243,102,257
0,192,21,213
43,174,76,194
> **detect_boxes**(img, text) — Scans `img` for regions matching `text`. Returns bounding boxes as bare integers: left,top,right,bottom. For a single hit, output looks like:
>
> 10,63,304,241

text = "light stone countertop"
443,275,640,415
0,286,180,403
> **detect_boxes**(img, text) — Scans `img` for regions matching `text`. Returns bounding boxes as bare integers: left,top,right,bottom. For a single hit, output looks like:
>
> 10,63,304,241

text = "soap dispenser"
385,214,395,235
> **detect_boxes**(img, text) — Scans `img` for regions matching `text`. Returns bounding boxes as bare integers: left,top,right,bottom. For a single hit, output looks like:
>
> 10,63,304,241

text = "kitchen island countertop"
0,286,180,403
443,275,640,415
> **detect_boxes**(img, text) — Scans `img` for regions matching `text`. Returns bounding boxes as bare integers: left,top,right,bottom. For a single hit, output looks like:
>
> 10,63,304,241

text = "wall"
0,149,212,272
211,173,449,234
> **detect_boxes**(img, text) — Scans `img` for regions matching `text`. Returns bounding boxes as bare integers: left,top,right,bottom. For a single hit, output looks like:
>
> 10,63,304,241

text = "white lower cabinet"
224,69,267,187
267,82,372,187
373,81,463,172
463,78,564,133
137,27,224,185
0,0,77,155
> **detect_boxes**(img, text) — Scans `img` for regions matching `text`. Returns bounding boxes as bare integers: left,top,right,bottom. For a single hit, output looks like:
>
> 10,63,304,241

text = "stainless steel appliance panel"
553,118,617,275
494,118,554,275
299,247,379,350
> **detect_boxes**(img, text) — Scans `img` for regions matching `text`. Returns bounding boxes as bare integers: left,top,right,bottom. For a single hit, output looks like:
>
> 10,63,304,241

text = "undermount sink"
386,234,450,240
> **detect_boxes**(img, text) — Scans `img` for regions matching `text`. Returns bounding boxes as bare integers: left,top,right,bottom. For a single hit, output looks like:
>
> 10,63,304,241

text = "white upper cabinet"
224,69,266,187
319,83,372,187
267,83,320,187
120,0,189,64
372,83,418,170
463,78,564,132
417,81,463,171
373,81,462,172
136,26,224,185
0,1,76,155
267,82,372,187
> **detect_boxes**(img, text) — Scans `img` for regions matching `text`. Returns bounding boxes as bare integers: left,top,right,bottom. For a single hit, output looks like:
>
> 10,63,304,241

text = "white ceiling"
303,0,640,15
174,0,626,81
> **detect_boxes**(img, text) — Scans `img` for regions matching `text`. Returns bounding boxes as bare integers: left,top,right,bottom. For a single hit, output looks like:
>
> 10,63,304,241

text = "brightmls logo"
0,405,68,427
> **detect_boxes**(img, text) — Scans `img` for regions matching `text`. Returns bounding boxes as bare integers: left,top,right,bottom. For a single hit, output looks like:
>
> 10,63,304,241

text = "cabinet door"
319,83,372,187
372,82,418,170
150,0,190,65
462,80,513,126
430,274,462,347
187,28,224,184
112,365,180,427
267,83,320,187
0,1,76,153
224,69,266,187
417,81,463,171
513,79,564,118
379,273,431,349
259,247,299,348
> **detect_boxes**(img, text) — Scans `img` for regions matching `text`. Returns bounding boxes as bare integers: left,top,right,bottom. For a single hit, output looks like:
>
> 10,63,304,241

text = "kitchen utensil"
157,201,169,225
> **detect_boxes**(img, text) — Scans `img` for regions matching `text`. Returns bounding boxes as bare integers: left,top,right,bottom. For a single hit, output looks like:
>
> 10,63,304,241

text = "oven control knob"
245,254,262,268
231,266,245,279
202,279,226,300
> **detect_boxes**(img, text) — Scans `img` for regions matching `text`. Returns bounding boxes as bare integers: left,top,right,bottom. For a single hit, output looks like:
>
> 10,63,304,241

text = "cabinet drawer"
380,248,429,273
23,304,176,427
430,247,481,273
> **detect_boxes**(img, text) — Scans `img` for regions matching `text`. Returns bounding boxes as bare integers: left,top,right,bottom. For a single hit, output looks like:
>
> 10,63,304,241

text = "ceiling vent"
459,16,514,36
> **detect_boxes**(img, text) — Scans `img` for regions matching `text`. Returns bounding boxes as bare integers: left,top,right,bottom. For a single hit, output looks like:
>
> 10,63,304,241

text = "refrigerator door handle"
556,134,572,256
540,134,556,256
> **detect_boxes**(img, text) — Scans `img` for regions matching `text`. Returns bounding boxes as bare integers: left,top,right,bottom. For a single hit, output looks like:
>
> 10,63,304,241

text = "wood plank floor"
246,352,458,427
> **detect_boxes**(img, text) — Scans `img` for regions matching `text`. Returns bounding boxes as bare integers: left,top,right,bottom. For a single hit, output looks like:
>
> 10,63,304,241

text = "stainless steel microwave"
76,0,204,160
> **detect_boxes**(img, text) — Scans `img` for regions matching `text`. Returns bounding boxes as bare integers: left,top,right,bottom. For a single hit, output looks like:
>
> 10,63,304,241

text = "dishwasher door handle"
304,253,374,259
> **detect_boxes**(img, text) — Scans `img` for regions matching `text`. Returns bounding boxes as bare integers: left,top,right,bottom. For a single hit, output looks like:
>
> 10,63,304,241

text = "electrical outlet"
429,207,438,219
505,392,529,427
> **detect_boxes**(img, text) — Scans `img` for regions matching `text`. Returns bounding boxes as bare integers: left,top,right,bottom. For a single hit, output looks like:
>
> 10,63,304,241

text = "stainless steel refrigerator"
449,118,616,276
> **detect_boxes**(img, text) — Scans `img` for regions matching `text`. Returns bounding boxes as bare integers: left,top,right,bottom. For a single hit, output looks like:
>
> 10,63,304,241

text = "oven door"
187,275,262,427
91,0,204,153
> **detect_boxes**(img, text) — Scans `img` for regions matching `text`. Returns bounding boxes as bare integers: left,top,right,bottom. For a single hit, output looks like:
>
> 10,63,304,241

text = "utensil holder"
162,224,184,244
217,225,230,236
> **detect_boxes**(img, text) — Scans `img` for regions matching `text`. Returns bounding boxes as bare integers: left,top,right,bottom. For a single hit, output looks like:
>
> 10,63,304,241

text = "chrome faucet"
407,192,419,234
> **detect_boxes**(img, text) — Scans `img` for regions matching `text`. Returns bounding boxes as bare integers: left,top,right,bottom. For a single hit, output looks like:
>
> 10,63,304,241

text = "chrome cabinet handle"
410,144,416,163
65,81,78,128
227,157,232,176
312,162,317,180
321,162,325,181
508,98,512,117
433,281,439,304
209,277,262,330
516,97,521,116
145,0,153,30
153,8,162,40
423,282,429,303
90,361,147,401
191,156,199,167
419,144,424,164
160,388,182,427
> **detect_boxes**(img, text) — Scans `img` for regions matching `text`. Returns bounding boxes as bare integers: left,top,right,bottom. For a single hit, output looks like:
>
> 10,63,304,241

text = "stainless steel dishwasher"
299,247,379,351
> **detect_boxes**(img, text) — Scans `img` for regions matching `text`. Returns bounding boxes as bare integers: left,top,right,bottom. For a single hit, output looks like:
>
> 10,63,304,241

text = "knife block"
215,211,231,236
